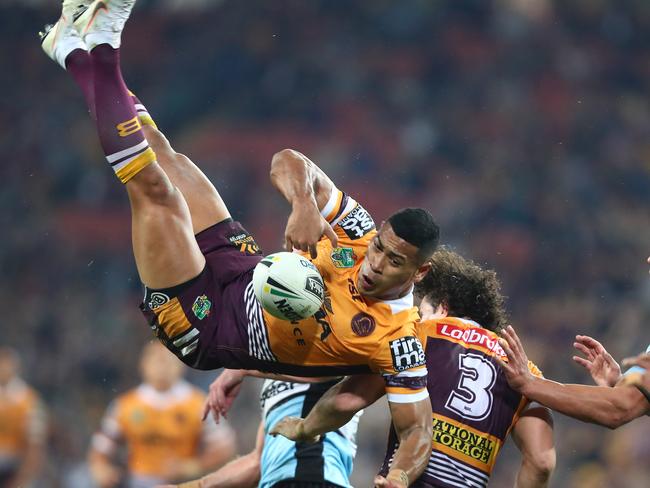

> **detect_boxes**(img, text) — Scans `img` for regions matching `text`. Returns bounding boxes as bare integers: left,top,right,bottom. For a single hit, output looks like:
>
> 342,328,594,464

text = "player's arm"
497,326,650,429
9,399,46,488
270,374,385,441
270,149,338,257
197,414,238,475
172,421,265,488
202,369,340,425
380,398,433,488
511,405,556,488
88,402,124,488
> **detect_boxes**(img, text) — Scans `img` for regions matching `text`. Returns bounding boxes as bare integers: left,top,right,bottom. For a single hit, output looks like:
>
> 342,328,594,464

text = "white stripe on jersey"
320,186,340,220
386,389,429,404
330,198,357,226
244,282,276,362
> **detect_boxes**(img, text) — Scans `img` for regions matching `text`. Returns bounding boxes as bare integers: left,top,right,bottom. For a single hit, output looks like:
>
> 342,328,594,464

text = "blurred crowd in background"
1,0,650,486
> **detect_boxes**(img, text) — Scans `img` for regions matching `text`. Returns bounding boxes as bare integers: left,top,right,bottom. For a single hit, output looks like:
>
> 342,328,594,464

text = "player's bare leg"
41,0,206,288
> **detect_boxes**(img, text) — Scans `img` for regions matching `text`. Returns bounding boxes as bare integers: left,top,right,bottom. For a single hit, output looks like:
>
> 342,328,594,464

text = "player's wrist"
386,469,409,487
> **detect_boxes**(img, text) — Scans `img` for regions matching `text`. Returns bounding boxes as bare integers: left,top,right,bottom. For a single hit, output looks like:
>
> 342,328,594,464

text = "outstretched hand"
284,203,338,258
269,416,320,443
572,335,621,387
202,369,246,424
494,325,535,392
373,475,406,488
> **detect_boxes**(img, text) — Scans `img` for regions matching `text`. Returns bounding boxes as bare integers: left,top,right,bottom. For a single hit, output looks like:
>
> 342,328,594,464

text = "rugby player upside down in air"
210,250,557,488
41,1,443,485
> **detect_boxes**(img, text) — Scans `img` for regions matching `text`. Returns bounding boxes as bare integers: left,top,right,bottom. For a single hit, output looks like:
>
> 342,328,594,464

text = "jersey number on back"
445,353,497,421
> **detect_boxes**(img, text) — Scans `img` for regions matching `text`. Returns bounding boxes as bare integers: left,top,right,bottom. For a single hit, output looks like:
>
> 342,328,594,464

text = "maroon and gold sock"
90,45,155,183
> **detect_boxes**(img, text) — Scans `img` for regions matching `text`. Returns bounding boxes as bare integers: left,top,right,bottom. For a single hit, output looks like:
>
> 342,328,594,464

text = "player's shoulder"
419,316,504,355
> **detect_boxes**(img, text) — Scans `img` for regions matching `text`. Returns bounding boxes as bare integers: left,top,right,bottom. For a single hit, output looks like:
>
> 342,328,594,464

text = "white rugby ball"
252,252,325,321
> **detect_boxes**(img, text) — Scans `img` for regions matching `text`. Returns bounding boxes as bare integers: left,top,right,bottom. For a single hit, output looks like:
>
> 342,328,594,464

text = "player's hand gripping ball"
253,252,325,321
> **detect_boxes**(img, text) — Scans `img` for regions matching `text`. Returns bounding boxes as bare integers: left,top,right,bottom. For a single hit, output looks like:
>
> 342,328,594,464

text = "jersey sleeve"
371,335,429,404
91,399,124,456
320,187,375,241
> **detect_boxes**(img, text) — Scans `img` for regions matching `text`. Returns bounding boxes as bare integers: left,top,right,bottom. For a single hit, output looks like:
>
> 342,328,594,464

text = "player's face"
357,223,431,300
140,342,184,391
419,296,447,320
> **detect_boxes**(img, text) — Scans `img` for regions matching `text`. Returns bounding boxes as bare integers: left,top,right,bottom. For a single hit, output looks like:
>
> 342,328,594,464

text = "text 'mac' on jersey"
259,379,360,488
248,187,428,403
379,317,543,488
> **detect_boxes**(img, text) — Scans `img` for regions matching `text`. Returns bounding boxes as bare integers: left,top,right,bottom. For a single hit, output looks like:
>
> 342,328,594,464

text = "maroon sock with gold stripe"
90,44,155,183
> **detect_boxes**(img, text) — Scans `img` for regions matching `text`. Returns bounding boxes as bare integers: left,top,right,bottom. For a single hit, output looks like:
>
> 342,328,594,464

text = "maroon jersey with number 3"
379,317,542,488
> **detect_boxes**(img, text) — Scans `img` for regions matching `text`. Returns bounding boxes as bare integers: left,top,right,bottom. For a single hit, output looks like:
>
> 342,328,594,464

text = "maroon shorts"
140,219,263,370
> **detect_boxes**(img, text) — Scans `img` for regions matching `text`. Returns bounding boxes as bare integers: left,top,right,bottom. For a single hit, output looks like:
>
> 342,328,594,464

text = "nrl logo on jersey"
339,205,375,240
389,336,426,372
330,247,357,268
192,295,212,320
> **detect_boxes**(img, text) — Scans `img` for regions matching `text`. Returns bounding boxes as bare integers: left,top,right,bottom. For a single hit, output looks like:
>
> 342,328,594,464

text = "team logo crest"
331,247,356,268
351,312,375,337
192,295,212,320
147,291,170,310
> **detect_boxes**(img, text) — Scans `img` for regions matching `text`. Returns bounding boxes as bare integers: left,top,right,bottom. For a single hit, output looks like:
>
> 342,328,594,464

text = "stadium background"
2,0,650,486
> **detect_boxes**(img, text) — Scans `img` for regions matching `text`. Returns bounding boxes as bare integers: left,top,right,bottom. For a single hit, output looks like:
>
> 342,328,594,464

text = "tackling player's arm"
381,398,433,488
270,374,385,442
270,149,338,257
497,326,650,429
511,405,556,488
172,421,265,488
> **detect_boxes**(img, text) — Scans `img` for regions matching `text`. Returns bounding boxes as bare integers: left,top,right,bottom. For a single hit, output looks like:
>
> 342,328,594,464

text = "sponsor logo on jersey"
432,417,496,466
228,232,260,255
148,291,170,310
351,312,376,337
192,295,212,320
305,275,325,300
259,381,296,409
339,205,375,240
389,336,426,371
331,247,357,268
438,323,505,357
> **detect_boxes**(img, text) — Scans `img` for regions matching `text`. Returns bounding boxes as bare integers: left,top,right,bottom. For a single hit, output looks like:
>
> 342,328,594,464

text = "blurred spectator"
88,342,236,488
0,348,47,488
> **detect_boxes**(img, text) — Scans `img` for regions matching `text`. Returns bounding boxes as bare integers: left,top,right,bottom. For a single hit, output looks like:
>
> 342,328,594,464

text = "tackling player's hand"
494,326,535,393
373,474,407,488
202,369,246,424
285,203,338,258
269,416,321,443
572,335,621,387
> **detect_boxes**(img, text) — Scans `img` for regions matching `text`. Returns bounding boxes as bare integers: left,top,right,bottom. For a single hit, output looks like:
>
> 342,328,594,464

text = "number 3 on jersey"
445,353,497,421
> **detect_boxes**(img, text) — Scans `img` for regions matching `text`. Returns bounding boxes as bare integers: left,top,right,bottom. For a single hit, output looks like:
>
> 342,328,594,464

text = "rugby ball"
252,252,325,321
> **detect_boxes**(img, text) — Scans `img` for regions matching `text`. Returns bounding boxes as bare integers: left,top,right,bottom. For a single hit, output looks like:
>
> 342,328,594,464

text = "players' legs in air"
41,0,230,288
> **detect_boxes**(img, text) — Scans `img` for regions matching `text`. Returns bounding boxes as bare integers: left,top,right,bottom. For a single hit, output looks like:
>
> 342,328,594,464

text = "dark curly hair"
414,248,508,332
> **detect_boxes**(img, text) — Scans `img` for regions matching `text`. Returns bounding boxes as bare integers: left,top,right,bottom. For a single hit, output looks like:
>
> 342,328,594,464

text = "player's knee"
142,124,174,155
527,449,556,480
129,164,177,206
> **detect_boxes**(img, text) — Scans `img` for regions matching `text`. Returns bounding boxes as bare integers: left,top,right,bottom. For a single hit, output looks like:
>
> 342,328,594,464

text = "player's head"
358,207,439,300
0,347,19,385
415,249,507,332
139,341,185,391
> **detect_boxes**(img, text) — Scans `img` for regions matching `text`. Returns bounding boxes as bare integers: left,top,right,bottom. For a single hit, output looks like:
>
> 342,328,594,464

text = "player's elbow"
271,148,303,172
